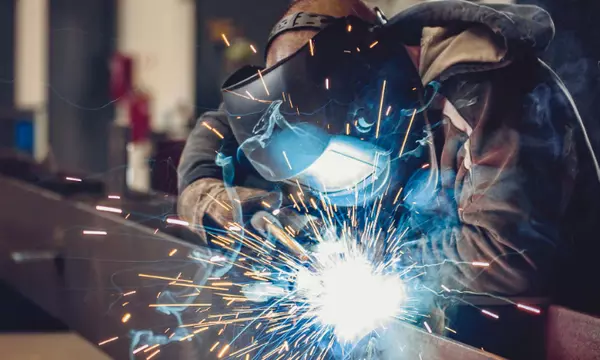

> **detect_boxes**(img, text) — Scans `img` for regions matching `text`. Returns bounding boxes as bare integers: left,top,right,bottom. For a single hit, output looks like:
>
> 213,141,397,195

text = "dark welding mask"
222,12,434,207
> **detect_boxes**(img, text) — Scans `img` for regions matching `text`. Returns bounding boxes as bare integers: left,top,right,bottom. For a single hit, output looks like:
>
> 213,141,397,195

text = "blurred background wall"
118,0,195,134
15,0,48,162
0,1,15,108
3,0,599,185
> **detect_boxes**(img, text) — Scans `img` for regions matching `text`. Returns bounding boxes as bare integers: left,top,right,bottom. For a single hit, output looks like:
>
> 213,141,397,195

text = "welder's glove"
178,178,281,243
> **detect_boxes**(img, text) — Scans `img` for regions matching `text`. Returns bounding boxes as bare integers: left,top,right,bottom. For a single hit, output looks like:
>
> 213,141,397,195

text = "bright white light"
296,249,405,342
166,218,189,227
96,205,122,214
243,282,286,303
82,230,107,236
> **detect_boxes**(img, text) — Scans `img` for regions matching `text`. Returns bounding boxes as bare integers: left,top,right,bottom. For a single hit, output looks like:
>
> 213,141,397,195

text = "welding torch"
251,212,311,262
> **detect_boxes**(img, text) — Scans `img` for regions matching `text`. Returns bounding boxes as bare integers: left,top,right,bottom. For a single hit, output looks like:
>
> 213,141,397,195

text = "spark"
212,129,225,139
282,151,293,170
246,91,255,100
441,284,451,292
218,344,231,358
517,304,541,314
98,336,118,346
149,303,211,307
133,345,149,354
258,69,270,96
82,230,107,236
309,39,314,56
122,313,131,323
325,78,330,90
210,342,220,352
65,176,82,182
179,334,194,342
144,344,160,353
393,187,404,205
168,249,178,256
96,205,122,214
123,290,136,296
472,261,490,267
201,121,226,139
424,321,432,333
369,41,379,48
445,327,457,334
138,274,193,283
221,34,230,47
108,195,120,199
347,24,352,32
399,109,418,157
166,218,189,227
375,80,387,138
261,201,271,209
481,310,499,319
250,44,257,53
146,349,160,359
386,105,392,116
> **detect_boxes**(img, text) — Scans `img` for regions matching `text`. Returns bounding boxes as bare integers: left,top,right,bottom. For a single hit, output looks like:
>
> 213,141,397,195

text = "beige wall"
118,0,196,134
14,0,49,161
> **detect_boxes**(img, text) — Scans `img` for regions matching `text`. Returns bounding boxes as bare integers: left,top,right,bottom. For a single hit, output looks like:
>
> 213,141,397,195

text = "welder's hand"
178,178,281,243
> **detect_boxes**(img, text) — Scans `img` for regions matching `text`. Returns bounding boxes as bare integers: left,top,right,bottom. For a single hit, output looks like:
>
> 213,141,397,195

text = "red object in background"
129,91,150,143
110,54,133,101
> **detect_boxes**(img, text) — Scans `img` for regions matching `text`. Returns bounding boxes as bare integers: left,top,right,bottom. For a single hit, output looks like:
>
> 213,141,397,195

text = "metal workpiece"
0,174,511,359
0,175,218,358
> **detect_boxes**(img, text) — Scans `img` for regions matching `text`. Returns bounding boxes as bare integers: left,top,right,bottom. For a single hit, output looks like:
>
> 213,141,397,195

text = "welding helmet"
222,11,434,207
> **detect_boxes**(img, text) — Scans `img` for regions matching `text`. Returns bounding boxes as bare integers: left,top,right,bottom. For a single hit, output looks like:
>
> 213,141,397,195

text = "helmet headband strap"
265,12,338,57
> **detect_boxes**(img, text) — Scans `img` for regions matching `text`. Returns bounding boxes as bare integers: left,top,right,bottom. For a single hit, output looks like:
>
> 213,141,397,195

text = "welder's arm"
407,65,576,295
177,109,279,242
178,109,232,192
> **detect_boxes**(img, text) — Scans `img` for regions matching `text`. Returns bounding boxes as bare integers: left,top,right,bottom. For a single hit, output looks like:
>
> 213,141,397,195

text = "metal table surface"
0,175,503,359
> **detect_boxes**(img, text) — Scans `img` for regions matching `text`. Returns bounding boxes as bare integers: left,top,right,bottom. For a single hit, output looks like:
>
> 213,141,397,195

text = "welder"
178,1,598,358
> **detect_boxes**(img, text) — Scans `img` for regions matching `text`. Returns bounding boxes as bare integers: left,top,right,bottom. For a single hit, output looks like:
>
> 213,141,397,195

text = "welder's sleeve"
178,108,233,192
405,63,577,295
177,108,233,241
